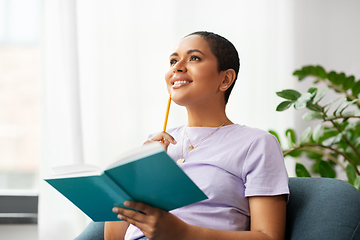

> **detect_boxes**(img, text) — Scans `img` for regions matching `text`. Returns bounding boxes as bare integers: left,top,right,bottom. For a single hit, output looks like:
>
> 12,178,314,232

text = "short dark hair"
185,31,240,104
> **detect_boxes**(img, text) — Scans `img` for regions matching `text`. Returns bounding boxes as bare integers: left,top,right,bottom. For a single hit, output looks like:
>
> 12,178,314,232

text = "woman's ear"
219,69,236,91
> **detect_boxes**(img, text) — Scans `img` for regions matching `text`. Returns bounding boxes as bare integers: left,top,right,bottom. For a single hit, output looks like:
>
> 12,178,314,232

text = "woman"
105,31,289,240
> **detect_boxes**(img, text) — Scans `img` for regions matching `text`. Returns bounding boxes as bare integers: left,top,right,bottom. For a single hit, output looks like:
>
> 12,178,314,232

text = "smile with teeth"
173,80,191,85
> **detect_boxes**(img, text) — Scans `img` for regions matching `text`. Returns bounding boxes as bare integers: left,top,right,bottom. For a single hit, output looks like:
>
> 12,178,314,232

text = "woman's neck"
186,104,232,127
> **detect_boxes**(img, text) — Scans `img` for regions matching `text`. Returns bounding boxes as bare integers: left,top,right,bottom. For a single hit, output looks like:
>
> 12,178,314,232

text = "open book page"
47,164,102,179
106,142,165,170
46,143,164,179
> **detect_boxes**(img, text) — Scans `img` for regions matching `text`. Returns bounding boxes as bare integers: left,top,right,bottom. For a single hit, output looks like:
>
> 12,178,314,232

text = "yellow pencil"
161,94,171,143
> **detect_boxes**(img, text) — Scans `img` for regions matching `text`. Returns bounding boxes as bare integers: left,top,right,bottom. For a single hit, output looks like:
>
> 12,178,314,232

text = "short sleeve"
242,133,289,197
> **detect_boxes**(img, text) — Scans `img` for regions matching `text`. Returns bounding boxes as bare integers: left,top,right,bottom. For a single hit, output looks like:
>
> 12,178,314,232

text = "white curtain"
39,1,86,239
40,0,360,239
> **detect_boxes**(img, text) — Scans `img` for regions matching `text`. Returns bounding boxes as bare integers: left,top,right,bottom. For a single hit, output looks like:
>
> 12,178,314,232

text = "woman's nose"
173,61,186,73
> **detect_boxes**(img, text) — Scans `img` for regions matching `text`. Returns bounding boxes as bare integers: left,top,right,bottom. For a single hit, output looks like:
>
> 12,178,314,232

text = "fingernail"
124,201,131,207
118,214,122,220
112,207,118,213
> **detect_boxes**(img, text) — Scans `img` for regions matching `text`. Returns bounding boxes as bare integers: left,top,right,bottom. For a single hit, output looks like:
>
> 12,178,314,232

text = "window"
0,0,42,193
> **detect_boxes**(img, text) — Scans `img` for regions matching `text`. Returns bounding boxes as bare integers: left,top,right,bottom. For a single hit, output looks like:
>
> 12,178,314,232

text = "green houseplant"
270,65,360,191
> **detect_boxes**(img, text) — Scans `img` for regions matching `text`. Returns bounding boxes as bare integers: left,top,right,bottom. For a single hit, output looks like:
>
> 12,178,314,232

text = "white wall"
293,0,360,74
289,0,360,179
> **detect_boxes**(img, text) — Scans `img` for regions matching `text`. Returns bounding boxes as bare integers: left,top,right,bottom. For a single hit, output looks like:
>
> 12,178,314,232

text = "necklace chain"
177,120,228,164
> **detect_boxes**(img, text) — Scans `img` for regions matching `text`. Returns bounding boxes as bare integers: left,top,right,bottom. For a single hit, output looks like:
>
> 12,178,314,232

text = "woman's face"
165,35,226,107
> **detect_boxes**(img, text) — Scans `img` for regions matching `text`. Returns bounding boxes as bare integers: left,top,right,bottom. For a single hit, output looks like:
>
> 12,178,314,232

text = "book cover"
45,143,208,222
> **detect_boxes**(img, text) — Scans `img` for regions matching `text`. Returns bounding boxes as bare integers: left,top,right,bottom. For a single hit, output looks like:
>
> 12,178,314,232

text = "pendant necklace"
177,120,228,164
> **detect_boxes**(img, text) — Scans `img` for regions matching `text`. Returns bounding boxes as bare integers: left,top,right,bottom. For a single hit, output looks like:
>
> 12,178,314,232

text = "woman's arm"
114,195,287,240
104,221,130,240
185,195,287,240
247,195,287,239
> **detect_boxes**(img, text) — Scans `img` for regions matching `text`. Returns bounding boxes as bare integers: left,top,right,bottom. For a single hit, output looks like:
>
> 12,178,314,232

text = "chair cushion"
286,177,360,240
74,178,360,240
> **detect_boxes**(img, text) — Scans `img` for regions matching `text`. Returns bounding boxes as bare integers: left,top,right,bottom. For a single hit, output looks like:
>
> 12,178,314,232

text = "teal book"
45,143,207,222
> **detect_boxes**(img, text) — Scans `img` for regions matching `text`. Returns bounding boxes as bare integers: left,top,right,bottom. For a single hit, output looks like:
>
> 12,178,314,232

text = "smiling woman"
104,31,289,240
165,33,237,111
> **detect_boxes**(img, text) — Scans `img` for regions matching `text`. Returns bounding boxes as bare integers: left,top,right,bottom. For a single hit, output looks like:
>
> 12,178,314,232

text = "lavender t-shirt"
125,124,289,240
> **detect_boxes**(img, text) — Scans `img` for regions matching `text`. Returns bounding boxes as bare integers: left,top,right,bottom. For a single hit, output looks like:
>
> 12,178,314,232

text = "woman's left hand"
113,201,189,240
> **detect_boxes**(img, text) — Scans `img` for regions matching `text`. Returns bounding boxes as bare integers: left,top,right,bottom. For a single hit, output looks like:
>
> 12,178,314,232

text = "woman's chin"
169,94,188,107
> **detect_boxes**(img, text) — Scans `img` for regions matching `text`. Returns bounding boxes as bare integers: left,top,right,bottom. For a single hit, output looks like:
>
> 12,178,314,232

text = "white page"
46,164,102,179
106,142,164,169
46,142,164,179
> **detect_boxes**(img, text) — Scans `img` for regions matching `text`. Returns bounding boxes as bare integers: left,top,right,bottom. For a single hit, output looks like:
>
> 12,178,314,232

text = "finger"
150,132,177,145
143,139,156,145
113,207,147,223
124,201,157,215
115,211,148,232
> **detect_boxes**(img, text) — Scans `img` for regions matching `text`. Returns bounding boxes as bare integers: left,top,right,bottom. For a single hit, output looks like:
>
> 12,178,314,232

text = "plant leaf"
300,126,312,144
306,103,322,112
269,130,281,147
327,71,337,84
276,101,293,111
346,163,357,185
311,161,320,173
276,89,301,100
295,163,311,177
294,92,313,109
316,65,327,79
352,80,360,97
308,87,318,97
318,160,336,178
333,133,343,144
312,124,322,142
342,109,360,117
334,98,346,116
344,120,360,131
354,137,360,148
322,136,336,146
285,129,296,147
337,72,346,85
335,99,358,116
354,176,360,192
287,149,302,157
313,88,328,104
305,151,323,160
309,66,317,76
302,112,323,121
343,76,355,91
293,69,307,80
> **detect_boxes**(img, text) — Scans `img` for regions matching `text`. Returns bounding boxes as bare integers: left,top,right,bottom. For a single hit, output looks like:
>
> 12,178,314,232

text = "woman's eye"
170,59,177,66
190,55,201,61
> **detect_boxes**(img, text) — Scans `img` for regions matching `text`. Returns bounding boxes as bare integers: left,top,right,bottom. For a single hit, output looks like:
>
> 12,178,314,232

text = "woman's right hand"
143,132,177,151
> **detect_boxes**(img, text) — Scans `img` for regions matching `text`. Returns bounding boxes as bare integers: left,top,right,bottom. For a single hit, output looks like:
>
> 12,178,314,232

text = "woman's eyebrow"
187,49,205,56
169,49,206,58
169,52,178,58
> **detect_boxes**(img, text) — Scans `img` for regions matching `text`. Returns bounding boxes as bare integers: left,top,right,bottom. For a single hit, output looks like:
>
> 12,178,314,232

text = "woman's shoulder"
220,124,279,149
224,124,274,140
166,125,185,134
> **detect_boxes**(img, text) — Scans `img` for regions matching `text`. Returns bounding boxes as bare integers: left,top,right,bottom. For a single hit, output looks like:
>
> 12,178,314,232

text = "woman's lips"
172,80,191,88
171,78,192,89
